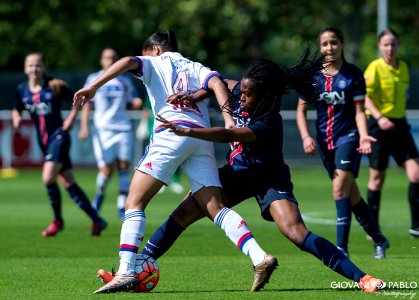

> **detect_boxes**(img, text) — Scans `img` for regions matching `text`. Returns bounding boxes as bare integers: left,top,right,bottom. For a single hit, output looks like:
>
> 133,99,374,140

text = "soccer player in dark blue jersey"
98,51,384,292
12,52,107,237
296,27,389,259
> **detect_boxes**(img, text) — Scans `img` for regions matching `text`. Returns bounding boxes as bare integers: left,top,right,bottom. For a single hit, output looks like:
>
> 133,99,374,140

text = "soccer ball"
134,254,160,292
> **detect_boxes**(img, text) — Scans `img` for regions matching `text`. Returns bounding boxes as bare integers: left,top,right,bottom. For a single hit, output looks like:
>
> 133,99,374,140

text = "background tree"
1,0,417,72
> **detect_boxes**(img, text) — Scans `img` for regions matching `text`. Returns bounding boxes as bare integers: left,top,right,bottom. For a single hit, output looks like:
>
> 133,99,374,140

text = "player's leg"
95,170,163,294
41,160,64,237
350,181,389,258
394,123,419,237
115,131,135,218
366,120,388,228
116,159,130,219
404,158,419,237
91,131,113,212
332,168,353,256
184,150,270,273
58,168,107,236
367,168,386,227
92,164,112,212
269,199,383,292
194,186,276,292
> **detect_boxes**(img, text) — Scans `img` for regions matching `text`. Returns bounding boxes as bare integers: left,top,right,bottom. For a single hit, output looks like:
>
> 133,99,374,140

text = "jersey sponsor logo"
319,91,346,105
340,160,351,164
24,101,52,116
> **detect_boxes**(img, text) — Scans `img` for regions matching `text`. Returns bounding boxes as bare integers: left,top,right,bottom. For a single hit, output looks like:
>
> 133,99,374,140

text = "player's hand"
155,115,189,136
165,92,194,108
73,86,97,107
302,136,317,155
357,135,377,154
377,116,395,131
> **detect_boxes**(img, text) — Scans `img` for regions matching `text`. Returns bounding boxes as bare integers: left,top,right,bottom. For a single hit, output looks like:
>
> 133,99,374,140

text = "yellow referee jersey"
364,57,410,118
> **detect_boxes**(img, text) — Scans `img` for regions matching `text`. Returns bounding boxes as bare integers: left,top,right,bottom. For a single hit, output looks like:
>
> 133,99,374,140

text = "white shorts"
136,130,221,193
92,129,133,168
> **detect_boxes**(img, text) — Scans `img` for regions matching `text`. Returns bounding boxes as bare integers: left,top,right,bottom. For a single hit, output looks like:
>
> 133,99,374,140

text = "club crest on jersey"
338,80,347,89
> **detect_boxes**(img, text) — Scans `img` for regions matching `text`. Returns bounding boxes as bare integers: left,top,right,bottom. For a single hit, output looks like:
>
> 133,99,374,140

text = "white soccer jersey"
131,52,220,130
85,72,138,131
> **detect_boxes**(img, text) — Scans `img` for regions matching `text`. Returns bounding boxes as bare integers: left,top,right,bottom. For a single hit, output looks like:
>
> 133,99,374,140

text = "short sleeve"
353,67,366,103
364,62,378,99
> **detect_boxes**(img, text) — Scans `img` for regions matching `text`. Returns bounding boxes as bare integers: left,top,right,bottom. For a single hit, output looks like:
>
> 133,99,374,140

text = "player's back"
136,52,213,129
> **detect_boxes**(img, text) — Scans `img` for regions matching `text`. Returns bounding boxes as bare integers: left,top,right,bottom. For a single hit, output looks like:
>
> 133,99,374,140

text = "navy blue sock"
67,183,100,222
352,198,386,244
140,216,185,260
367,189,381,228
408,183,419,229
300,231,365,282
46,182,62,221
335,197,352,251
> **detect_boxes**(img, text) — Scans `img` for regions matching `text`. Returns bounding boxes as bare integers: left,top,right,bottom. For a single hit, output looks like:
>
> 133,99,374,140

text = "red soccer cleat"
41,220,64,237
359,274,385,292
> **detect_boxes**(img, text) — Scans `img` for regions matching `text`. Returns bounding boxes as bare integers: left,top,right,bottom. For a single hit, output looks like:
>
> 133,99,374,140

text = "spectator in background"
12,52,107,237
296,27,389,258
364,29,419,238
79,47,143,219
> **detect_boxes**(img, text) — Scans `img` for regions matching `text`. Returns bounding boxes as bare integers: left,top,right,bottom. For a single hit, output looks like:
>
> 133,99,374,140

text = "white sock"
96,172,109,195
214,207,265,266
118,209,146,274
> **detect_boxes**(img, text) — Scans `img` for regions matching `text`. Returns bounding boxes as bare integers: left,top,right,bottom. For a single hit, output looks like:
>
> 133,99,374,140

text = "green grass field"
0,166,417,299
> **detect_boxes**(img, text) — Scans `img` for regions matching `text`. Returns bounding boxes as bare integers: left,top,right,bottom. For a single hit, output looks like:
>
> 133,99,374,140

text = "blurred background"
1,0,418,169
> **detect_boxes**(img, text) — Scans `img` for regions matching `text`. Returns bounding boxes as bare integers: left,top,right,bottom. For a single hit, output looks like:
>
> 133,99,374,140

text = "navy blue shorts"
218,164,297,222
318,141,361,179
44,129,72,172
367,117,419,170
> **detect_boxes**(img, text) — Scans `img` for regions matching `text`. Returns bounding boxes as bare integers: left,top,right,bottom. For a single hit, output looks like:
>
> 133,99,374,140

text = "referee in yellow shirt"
364,28,419,238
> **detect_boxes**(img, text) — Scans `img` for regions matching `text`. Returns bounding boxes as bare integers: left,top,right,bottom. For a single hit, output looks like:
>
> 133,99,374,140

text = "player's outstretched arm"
73,56,140,107
156,115,256,143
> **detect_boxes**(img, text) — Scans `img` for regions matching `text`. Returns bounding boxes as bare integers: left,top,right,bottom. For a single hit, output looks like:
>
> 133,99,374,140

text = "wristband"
302,135,310,141
376,115,384,121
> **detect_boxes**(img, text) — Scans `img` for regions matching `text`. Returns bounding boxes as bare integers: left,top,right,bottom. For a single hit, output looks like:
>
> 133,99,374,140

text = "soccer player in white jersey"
73,30,277,294
79,47,142,219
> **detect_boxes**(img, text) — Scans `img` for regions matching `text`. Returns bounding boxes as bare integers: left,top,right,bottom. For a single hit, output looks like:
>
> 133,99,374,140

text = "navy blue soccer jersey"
308,62,366,149
227,82,285,172
14,77,74,150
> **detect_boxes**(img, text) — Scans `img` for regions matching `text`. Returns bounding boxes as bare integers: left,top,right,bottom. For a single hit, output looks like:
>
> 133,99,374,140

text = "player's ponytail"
282,44,325,103
224,45,324,123
142,30,179,53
